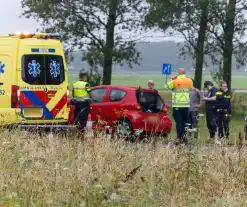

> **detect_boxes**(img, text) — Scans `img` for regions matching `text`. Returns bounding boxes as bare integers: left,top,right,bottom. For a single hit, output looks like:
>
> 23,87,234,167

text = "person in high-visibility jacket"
72,70,92,129
166,68,193,144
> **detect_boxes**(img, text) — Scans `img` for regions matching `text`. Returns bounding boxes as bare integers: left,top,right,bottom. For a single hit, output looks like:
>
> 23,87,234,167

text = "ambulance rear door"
19,40,68,122
44,53,68,121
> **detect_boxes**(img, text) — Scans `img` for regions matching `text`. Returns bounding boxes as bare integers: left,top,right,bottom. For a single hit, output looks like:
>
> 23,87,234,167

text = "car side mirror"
162,105,168,113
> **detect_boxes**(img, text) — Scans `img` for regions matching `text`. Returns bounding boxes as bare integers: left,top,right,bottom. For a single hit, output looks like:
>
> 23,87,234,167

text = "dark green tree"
207,0,247,90
21,0,145,85
145,0,209,90
194,0,209,90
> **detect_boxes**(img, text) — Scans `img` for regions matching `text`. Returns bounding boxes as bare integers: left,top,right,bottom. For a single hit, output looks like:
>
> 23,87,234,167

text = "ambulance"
0,32,69,128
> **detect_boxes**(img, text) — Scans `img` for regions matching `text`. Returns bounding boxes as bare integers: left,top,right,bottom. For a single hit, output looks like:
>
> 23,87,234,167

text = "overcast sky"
0,0,182,42
0,0,38,34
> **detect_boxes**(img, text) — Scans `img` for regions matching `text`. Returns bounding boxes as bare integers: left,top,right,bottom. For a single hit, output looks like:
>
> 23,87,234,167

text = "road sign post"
162,63,172,84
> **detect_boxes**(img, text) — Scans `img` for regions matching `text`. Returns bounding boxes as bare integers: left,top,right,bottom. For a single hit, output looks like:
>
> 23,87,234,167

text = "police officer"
215,81,231,139
166,68,193,144
203,81,217,138
72,70,92,130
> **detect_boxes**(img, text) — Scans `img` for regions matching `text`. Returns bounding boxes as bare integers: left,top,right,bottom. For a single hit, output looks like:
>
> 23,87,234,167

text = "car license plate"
146,115,159,122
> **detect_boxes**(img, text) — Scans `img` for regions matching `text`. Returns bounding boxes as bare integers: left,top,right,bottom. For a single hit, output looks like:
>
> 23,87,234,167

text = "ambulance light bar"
7,32,60,39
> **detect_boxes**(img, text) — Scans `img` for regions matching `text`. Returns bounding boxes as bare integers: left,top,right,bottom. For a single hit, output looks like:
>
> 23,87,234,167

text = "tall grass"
1,129,247,206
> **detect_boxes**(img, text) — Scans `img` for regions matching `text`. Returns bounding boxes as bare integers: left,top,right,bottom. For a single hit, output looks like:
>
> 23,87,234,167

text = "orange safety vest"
167,74,193,107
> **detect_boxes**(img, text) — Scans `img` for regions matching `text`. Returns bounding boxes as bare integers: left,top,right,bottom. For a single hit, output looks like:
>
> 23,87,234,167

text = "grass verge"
1,129,247,206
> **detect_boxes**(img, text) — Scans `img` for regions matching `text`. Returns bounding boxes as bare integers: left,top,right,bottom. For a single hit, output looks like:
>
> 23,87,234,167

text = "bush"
231,93,247,116
89,73,102,87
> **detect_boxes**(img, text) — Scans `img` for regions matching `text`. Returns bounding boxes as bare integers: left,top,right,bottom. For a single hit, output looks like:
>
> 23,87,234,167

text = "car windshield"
22,54,65,85
136,90,164,113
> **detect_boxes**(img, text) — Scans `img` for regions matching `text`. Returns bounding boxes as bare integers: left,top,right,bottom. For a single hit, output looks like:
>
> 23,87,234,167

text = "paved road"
158,89,247,93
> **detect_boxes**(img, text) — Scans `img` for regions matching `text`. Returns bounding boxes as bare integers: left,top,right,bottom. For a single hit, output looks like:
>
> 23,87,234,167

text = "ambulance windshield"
22,55,65,85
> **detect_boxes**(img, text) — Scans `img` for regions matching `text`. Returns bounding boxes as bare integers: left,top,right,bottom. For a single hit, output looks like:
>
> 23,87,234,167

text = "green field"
68,72,247,116
68,73,247,90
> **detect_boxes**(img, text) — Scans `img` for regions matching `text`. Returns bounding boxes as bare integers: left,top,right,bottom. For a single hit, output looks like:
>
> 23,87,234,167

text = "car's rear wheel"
116,119,132,140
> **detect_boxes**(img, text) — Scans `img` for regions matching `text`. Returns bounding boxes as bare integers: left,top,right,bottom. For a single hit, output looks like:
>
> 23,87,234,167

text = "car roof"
92,85,157,93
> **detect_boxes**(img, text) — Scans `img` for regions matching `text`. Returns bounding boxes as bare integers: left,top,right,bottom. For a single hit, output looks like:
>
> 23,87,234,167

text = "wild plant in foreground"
0,130,247,206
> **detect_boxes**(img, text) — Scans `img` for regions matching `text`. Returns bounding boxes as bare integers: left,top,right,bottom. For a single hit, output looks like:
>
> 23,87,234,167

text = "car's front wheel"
116,119,132,140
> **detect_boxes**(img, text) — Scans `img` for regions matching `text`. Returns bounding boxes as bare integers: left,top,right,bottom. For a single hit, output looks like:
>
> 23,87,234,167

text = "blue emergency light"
31,48,56,53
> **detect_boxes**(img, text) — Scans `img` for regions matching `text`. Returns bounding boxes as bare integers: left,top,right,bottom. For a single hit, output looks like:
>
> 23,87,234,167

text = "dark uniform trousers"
215,89,231,139
173,107,189,140
206,109,217,138
74,100,90,129
205,86,218,139
216,109,230,138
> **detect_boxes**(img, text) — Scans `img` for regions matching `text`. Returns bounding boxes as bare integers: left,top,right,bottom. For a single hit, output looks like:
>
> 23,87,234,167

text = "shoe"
174,137,183,145
182,137,188,145
191,128,197,132
183,140,188,145
187,128,193,132
218,133,224,139
175,140,181,145
215,139,222,145
210,135,216,139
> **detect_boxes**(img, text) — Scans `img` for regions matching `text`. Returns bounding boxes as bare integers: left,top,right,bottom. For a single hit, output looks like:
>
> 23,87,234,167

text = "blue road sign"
162,63,172,75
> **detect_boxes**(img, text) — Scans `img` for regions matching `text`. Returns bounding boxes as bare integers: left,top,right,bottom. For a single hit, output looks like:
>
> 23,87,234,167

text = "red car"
68,85,172,137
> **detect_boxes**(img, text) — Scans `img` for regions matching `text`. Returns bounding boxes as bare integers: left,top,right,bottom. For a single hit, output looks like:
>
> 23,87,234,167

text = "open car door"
137,89,167,132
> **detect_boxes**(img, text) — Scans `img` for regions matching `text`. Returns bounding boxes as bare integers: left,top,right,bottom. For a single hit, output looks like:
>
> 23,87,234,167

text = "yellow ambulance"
0,32,69,128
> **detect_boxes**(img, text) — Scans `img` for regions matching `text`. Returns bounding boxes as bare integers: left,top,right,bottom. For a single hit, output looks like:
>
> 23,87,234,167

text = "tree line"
21,0,247,89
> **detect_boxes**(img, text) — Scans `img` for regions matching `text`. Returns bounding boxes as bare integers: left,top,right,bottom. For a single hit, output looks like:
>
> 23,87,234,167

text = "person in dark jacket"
203,81,218,138
215,81,231,139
